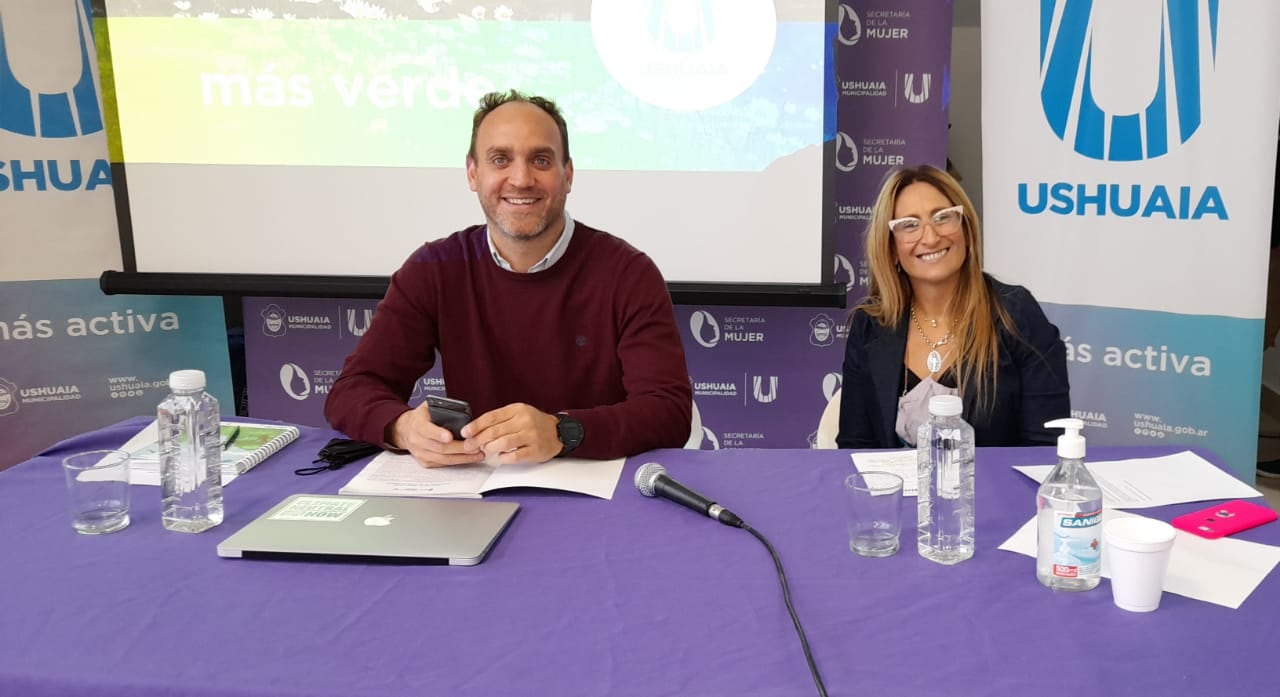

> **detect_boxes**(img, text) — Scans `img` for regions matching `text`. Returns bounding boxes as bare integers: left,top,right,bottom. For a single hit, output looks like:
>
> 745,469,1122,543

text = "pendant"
926,350,943,374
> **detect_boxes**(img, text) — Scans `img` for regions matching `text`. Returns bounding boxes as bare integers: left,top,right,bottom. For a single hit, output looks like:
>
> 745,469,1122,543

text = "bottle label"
1051,508,1102,578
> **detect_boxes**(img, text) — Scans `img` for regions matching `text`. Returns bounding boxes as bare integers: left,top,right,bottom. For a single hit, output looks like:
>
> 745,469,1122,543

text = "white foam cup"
1103,517,1176,612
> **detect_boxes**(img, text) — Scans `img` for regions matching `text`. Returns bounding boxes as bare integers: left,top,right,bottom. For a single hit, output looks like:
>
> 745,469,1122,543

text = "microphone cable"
635,463,828,695
738,522,829,697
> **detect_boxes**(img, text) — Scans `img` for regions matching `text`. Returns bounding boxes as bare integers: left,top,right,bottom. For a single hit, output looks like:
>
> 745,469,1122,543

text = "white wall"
948,25,983,217
948,0,983,217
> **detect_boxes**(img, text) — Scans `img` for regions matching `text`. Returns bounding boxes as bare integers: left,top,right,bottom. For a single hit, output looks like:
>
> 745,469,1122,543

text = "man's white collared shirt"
486,214,575,273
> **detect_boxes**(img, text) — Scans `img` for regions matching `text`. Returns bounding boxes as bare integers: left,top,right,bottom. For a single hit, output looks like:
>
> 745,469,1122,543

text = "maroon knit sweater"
324,223,693,459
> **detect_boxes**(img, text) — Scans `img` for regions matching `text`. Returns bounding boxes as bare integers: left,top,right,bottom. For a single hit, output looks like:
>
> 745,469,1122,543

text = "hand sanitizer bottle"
1036,418,1102,591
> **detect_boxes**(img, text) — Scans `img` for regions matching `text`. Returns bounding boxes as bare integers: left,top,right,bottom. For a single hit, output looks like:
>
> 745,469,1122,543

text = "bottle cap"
169,369,207,391
928,395,962,417
1045,417,1086,459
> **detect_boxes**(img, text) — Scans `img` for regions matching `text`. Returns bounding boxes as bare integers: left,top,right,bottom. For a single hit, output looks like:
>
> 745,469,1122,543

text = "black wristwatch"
555,413,584,456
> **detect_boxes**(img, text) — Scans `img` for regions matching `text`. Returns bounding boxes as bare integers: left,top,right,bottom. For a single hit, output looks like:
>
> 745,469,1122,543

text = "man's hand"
388,403,487,468
462,403,561,465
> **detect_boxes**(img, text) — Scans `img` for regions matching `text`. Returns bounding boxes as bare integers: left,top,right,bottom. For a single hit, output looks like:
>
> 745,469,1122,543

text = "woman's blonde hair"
856,164,1013,412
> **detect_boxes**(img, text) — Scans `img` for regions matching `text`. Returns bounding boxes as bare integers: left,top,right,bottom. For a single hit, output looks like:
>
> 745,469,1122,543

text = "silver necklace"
911,306,950,374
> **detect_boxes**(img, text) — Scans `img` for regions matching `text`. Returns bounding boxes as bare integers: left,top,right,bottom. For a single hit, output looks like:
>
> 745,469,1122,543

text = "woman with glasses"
836,164,1070,448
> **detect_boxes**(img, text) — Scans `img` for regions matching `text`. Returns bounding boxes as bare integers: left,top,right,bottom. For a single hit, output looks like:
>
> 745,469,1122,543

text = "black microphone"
634,463,744,528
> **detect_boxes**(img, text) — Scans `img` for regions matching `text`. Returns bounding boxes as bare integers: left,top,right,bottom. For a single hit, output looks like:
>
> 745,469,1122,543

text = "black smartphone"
426,395,472,439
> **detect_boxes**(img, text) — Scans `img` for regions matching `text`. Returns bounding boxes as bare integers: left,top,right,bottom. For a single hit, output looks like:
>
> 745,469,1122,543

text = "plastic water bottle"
1036,418,1102,591
916,395,975,564
159,369,224,532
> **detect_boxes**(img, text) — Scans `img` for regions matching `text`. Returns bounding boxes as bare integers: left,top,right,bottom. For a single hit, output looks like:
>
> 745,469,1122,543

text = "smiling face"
891,181,967,292
466,101,574,245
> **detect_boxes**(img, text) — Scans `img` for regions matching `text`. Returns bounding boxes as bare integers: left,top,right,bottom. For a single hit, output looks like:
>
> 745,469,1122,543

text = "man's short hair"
467,90,571,164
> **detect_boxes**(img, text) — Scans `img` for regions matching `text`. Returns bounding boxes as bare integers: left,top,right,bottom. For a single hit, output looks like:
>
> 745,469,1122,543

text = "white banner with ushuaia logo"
0,0,120,280
981,0,1280,480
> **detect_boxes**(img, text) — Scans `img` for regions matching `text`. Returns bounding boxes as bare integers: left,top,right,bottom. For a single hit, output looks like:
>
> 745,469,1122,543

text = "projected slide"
102,0,834,283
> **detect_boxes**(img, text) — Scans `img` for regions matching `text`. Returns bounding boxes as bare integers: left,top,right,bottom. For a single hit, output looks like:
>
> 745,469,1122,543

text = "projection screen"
100,0,835,288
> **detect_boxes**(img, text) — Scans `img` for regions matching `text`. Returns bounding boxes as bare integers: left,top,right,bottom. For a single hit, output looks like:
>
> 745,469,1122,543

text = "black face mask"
295,438,383,476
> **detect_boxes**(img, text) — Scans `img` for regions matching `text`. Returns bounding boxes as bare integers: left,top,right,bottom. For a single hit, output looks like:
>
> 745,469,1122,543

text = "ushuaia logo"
0,0,102,138
902,72,931,104
591,0,775,112
751,375,778,403
346,308,374,337
261,304,287,337
280,363,311,401
840,79,887,99
693,379,738,398
0,377,19,415
1026,0,1226,221
1040,0,1217,161
0,0,112,193
647,0,715,52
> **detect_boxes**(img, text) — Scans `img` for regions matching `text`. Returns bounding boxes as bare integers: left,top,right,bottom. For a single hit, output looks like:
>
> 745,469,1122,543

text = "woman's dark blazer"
836,276,1071,448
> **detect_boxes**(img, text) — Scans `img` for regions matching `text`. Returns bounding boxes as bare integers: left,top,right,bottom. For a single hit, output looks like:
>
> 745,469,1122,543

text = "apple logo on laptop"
363,515,395,527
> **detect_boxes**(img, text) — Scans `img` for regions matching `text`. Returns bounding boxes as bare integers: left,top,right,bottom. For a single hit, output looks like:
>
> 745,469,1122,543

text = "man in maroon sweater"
324,90,692,466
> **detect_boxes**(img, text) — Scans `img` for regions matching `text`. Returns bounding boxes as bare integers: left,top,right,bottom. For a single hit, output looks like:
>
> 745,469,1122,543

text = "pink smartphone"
1171,500,1279,539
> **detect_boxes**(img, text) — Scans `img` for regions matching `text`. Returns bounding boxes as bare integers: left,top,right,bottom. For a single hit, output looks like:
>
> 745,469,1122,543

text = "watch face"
557,415,584,449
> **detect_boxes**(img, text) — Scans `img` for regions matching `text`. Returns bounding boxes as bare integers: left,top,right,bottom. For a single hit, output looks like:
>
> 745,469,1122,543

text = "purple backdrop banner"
680,305,847,449
244,4,953,447
833,1,953,308
243,297,444,426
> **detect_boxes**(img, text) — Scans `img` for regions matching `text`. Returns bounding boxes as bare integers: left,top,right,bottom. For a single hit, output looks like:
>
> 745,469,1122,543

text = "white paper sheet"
998,509,1280,609
340,451,624,500
340,454,494,498
126,467,239,487
481,457,625,500
850,450,918,496
76,444,241,486
1013,450,1261,509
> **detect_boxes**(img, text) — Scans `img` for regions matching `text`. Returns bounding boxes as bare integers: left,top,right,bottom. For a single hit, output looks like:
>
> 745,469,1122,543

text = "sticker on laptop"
271,496,365,522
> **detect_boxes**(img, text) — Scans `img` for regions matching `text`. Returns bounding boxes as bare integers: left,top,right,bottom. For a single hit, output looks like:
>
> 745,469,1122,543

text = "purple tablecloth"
1,417,1277,697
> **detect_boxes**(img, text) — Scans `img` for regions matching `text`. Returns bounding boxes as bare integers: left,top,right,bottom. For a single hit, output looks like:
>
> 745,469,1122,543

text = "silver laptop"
217,494,519,566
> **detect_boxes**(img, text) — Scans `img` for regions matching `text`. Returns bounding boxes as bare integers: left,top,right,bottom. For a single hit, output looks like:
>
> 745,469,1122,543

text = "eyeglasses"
888,205,964,239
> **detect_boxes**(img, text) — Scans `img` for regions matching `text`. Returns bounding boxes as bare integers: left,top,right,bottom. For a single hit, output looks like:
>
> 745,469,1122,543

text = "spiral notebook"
119,419,300,485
